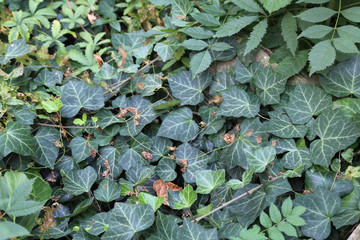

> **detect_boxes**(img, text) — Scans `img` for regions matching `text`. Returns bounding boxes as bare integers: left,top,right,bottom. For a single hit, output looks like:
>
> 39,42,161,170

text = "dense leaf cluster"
0,0,360,239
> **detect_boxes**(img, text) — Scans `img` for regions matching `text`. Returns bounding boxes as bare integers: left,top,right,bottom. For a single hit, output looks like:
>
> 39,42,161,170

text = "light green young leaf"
277,221,297,237
226,179,244,190
215,16,258,38
268,226,284,240
61,166,97,195
298,25,333,39
269,203,282,223
244,18,268,55
281,197,293,217
190,50,212,76
196,169,225,194
138,192,164,212
297,7,337,22
281,12,297,56
260,0,292,13
341,7,360,22
285,83,332,124
42,99,62,113
174,184,197,209
308,40,336,75
244,146,276,173
260,211,272,228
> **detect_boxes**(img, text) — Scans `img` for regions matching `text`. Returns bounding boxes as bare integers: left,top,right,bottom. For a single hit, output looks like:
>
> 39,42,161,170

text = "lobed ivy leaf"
244,146,276,173
33,127,60,168
69,137,98,163
0,38,30,64
268,111,308,138
154,43,175,62
94,178,121,202
61,166,97,196
320,55,360,98
61,80,104,118
310,109,360,166
196,169,225,194
157,108,199,142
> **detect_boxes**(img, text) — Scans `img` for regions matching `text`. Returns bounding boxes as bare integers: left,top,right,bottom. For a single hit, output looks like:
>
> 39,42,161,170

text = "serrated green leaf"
0,120,35,157
191,12,220,26
61,166,97,196
295,187,340,239
260,0,292,13
196,169,225,194
269,203,282,223
0,222,29,240
102,202,154,240
94,178,121,202
181,27,214,39
218,87,260,118
333,37,359,54
245,146,276,173
298,25,333,39
179,39,209,51
281,12,297,56
168,70,212,105
308,40,336,75
231,0,264,13
297,7,337,22
215,16,258,38
285,83,332,124
337,25,360,43
260,211,272,228
174,184,197,209
268,111,308,138
310,109,360,166
210,42,233,51
278,221,297,237
190,50,212,76
239,225,267,240
320,56,360,97
61,80,104,118
268,226,284,240
341,7,360,22
245,18,268,55
281,197,293,217
33,127,60,168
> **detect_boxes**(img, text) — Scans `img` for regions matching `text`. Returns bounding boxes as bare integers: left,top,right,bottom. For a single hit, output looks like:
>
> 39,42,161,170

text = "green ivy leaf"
260,0,292,13
245,146,276,173
102,202,154,240
218,87,260,118
244,18,268,55
235,59,253,84
296,7,337,22
33,127,60,168
0,120,35,157
268,111,308,138
226,179,244,190
168,71,212,105
157,107,199,142
94,178,121,202
148,212,180,240
281,12,297,56
196,169,225,194
156,158,177,181
295,187,340,240
154,43,175,62
95,63,117,80
172,0,193,18
320,55,360,97
174,184,197,209
69,137,98,162
310,109,360,166
214,16,258,38
308,40,336,75
181,218,218,239
61,80,104,118
332,209,360,229
61,166,97,196
0,38,30,64
285,83,333,124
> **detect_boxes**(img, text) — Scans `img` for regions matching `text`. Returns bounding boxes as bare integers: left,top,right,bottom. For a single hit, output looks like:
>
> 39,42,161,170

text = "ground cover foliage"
0,0,360,239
